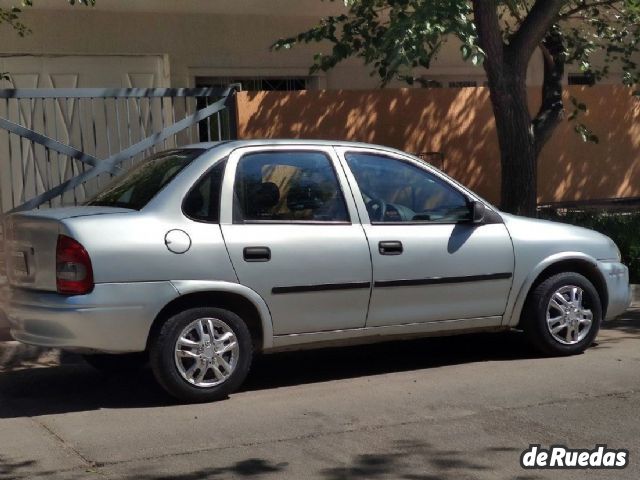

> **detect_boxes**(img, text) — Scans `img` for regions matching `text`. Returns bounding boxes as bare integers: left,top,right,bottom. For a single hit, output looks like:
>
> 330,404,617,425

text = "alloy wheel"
546,285,593,345
174,317,239,388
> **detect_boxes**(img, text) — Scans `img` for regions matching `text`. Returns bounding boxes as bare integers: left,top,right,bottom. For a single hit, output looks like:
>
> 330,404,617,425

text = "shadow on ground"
0,440,542,480
0,455,37,480
122,441,525,480
595,309,640,348
0,310,637,420
0,330,535,419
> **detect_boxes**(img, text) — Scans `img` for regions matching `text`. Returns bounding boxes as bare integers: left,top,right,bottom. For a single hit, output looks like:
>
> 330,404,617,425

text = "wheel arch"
507,253,608,327
147,280,274,352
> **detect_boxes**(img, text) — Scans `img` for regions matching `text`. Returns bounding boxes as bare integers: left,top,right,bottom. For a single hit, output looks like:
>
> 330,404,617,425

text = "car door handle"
378,241,403,255
243,246,271,262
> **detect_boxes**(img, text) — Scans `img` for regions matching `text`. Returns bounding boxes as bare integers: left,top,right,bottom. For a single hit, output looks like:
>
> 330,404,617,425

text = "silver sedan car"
4,140,631,402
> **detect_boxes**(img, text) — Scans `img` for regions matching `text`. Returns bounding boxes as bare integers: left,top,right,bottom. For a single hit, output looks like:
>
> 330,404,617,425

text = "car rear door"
336,147,515,328
219,145,372,336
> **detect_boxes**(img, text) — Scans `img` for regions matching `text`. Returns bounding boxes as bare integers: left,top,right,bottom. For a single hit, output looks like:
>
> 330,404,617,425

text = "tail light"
56,235,94,295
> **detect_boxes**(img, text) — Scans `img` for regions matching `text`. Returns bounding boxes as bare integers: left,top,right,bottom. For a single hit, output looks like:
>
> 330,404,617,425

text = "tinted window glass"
87,149,203,210
346,153,470,223
183,160,226,222
234,151,348,222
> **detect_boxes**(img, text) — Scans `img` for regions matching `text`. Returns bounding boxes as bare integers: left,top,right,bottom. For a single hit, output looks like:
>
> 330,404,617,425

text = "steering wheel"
366,198,387,222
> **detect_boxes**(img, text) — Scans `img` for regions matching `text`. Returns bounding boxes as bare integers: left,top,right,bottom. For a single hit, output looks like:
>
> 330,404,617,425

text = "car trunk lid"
3,206,132,291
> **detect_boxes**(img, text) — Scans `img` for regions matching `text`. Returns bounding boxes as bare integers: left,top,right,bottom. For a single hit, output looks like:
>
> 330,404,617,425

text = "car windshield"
86,149,204,210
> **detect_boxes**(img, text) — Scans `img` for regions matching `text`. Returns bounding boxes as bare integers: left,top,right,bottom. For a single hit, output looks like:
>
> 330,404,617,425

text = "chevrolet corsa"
4,141,631,402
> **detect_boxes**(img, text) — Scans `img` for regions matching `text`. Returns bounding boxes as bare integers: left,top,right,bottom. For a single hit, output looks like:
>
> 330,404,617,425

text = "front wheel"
522,272,602,356
149,307,253,402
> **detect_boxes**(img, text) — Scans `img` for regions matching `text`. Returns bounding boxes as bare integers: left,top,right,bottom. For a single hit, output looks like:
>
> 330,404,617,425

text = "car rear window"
86,149,204,210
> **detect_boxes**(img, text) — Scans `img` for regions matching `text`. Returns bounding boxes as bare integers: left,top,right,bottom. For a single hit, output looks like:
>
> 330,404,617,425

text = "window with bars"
194,76,309,142
568,73,595,86
195,76,308,92
419,76,488,88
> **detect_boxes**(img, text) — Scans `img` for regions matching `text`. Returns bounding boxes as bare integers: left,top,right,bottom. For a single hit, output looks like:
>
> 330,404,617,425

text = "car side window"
345,152,470,223
183,160,226,222
234,151,349,223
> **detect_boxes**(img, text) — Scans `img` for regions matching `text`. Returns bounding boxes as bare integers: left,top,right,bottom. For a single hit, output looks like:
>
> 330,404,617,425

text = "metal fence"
0,86,239,214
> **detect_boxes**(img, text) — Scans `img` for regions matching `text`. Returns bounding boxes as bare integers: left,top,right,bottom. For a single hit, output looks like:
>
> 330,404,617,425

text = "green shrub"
539,210,640,284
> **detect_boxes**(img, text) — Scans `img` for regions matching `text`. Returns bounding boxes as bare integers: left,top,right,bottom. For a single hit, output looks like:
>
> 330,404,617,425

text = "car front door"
220,146,372,336
336,147,515,328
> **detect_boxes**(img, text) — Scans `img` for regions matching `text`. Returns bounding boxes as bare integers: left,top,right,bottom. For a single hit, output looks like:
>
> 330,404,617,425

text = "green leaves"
574,123,599,144
567,96,586,120
567,96,598,144
460,43,485,65
273,0,477,86
274,0,639,92
1,0,95,38
561,1,640,87
0,6,30,36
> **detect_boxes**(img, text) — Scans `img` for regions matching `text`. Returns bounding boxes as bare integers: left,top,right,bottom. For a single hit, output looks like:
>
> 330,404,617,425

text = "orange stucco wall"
236,86,640,206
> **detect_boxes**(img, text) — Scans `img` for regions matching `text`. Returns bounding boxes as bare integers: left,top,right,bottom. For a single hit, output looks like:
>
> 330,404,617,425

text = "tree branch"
508,0,566,71
532,29,566,155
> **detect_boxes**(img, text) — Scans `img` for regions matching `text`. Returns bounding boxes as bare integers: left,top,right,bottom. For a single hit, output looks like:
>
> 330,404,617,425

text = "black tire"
522,272,602,356
149,307,252,403
82,352,148,374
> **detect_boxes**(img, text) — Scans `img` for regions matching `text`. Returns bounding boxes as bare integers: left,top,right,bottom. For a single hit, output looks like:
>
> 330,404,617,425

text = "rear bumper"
6,282,178,353
599,261,631,321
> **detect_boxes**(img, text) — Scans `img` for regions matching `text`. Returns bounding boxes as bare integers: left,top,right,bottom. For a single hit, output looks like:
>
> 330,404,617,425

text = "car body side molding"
374,272,512,288
272,282,371,295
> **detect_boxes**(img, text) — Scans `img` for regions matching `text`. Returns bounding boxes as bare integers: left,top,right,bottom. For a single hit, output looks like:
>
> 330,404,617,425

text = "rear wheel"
522,272,602,356
149,307,252,402
82,352,148,374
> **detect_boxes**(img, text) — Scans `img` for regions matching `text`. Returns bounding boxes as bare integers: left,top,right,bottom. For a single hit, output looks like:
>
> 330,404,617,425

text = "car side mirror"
471,201,485,224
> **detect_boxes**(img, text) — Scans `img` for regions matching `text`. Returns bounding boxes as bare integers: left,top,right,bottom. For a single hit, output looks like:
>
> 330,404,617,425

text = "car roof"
181,139,400,151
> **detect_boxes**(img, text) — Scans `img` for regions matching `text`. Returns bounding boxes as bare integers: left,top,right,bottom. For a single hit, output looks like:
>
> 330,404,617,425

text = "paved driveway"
1,310,639,480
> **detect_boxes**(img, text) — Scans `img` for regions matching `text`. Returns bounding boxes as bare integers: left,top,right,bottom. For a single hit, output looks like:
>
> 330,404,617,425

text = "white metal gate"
0,86,239,213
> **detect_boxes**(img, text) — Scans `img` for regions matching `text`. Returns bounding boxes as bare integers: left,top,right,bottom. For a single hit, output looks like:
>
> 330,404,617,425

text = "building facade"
0,0,616,91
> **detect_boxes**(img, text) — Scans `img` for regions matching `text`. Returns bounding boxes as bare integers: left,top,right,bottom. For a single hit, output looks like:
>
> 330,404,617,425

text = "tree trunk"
473,1,567,218
489,70,538,217
473,0,538,217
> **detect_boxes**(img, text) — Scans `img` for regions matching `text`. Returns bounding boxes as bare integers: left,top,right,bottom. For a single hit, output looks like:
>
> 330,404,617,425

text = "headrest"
250,182,280,211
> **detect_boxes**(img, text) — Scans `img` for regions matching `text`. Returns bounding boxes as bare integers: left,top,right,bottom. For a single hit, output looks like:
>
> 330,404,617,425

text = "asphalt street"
1,309,639,480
